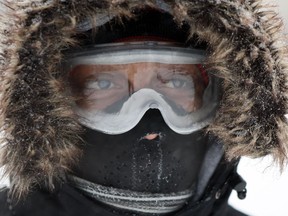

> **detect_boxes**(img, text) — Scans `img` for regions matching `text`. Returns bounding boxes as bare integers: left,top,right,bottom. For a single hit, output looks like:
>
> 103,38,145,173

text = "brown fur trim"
0,0,287,199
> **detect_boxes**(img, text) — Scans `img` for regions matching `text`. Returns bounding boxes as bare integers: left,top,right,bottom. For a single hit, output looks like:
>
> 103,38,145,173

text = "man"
0,0,287,215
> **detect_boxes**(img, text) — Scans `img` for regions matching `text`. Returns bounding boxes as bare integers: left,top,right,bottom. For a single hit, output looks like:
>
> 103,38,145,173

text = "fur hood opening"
0,0,288,199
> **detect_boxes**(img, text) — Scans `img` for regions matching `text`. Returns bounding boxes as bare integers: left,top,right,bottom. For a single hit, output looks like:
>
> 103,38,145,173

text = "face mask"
73,109,209,194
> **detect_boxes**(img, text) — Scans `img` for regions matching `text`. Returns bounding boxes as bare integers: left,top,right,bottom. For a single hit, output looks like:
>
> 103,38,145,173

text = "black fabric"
74,110,209,194
81,9,207,49
0,184,247,216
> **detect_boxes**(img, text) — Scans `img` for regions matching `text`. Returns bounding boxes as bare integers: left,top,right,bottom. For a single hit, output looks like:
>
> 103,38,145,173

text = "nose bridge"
130,63,154,92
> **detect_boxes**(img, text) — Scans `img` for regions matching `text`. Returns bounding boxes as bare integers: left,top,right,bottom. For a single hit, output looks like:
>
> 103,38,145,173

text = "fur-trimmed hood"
0,0,288,199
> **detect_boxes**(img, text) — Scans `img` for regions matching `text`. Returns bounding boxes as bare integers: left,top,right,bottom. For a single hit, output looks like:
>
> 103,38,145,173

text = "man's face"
66,44,215,195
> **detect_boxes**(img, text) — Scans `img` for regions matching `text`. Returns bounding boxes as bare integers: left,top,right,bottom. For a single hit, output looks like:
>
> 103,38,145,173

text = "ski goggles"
65,42,219,134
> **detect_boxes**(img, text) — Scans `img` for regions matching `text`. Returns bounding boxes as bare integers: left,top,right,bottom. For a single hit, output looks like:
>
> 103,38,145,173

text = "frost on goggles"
65,42,219,134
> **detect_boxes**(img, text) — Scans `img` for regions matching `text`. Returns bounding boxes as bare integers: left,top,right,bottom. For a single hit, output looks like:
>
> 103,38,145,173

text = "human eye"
84,72,120,91
82,73,121,98
165,78,192,89
163,75,194,90
85,79,114,90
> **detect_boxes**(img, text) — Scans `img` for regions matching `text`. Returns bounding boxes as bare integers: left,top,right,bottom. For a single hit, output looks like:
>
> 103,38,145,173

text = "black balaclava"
74,109,209,193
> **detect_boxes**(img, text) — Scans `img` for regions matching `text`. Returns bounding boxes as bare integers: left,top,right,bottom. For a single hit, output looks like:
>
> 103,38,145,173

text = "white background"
229,157,288,216
1,1,288,216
